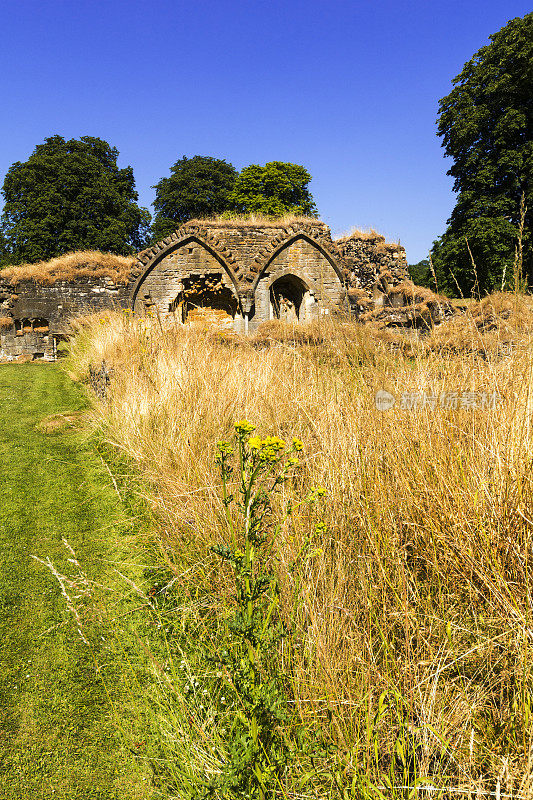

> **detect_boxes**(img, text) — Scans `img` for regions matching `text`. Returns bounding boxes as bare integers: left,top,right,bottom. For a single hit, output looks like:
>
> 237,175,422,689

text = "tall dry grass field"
68,300,533,797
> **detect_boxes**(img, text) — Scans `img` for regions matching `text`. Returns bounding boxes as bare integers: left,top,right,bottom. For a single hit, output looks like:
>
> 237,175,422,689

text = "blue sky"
0,0,530,262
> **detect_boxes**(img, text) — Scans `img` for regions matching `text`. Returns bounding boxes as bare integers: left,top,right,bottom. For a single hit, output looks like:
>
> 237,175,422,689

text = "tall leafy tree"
229,161,317,217
1,136,151,263
432,13,533,295
151,155,238,240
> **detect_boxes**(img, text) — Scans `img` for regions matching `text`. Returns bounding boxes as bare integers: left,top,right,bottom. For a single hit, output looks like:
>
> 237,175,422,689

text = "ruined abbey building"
0,218,442,359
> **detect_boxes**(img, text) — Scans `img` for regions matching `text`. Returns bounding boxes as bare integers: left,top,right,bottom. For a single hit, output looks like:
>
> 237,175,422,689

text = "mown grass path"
0,364,150,800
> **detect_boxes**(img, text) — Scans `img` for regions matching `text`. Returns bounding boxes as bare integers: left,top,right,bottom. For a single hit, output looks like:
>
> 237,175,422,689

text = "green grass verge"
0,363,153,800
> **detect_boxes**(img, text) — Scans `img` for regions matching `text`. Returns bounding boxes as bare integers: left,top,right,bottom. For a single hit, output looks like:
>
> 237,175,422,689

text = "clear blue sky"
0,0,530,262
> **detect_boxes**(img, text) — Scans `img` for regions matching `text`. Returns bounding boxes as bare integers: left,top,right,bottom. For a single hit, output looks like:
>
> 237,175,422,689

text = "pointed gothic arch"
250,232,345,293
129,233,241,311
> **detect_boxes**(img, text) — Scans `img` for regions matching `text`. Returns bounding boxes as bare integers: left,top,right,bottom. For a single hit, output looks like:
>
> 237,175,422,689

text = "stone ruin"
0,218,446,359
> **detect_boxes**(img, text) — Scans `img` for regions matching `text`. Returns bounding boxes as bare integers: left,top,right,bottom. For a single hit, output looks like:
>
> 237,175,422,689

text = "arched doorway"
270,275,309,323
169,274,238,328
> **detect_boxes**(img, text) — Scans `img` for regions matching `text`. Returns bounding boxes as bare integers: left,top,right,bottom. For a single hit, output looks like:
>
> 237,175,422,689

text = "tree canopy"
151,155,238,241
408,259,435,290
228,161,317,217
0,136,151,264
431,13,533,295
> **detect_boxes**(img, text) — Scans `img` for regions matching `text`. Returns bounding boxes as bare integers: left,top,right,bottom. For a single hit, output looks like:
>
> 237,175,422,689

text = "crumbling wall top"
131,218,345,289
0,251,135,287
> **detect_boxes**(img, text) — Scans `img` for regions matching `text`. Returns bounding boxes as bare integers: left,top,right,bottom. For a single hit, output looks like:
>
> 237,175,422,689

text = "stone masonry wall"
251,237,344,330
0,276,127,358
131,239,241,328
0,221,421,358
128,220,345,332
336,233,409,313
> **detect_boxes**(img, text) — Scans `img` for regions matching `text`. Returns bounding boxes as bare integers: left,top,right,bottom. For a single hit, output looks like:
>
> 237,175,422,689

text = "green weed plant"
207,421,303,799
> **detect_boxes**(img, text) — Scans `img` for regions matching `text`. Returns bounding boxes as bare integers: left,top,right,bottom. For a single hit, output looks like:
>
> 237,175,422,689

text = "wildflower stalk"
210,421,304,800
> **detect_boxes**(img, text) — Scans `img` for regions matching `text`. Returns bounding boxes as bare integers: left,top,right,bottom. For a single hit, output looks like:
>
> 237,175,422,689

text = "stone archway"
270,274,310,323
130,234,241,320
170,274,238,328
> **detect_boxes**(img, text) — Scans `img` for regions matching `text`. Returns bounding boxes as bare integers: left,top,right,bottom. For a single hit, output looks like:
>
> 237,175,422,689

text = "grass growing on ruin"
183,212,327,229
0,250,135,285
67,304,533,797
0,363,152,799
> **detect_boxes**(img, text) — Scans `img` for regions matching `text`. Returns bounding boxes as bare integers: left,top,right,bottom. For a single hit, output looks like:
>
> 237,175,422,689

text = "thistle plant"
207,420,304,800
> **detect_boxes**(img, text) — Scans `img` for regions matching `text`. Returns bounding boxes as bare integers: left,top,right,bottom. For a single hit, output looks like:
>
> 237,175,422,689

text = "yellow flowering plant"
209,421,307,799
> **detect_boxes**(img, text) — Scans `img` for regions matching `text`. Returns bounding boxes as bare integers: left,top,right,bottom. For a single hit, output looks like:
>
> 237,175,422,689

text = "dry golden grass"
389,279,449,307
375,240,405,253
0,251,135,286
335,227,385,243
68,303,533,794
471,292,533,330
347,287,373,309
0,316,13,330
389,279,433,299
424,292,533,357
182,213,326,229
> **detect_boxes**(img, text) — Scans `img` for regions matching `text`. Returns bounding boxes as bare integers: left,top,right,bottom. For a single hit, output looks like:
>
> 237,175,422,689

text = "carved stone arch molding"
127,224,242,310
250,230,346,293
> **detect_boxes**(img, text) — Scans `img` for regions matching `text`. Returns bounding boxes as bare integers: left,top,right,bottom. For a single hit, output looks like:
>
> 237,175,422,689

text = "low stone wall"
0,275,128,358
358,280,454,328
2,277,127,331
0,327,53,360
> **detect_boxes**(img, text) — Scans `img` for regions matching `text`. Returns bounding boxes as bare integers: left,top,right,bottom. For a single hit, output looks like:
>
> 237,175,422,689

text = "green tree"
151,155,237,240
229,161,317,217
408,259,436,290
432,13,533,296
1,136,151,264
